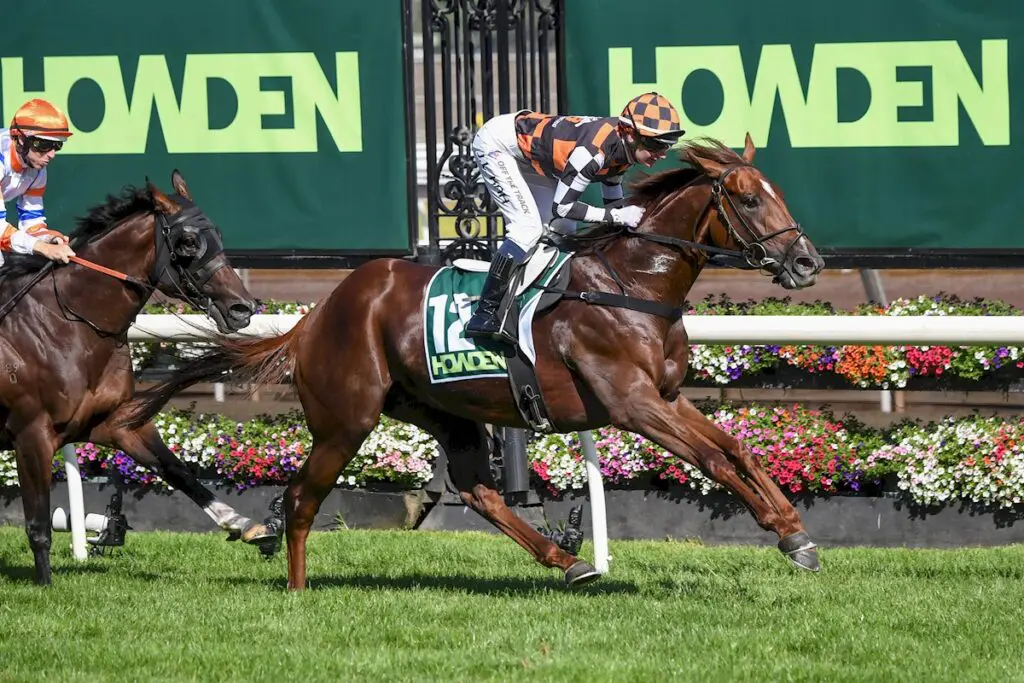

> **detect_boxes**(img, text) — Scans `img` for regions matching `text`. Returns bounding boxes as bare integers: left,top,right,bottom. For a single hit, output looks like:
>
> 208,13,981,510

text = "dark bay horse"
1,171,274,585
125,137,826,590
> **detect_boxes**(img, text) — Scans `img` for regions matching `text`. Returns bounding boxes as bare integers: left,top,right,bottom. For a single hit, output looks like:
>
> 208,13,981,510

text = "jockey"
466,92,685,342
0,98,77,267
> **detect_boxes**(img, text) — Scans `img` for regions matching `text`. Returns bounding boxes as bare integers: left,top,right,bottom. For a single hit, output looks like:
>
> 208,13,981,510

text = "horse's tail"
119,313,314,429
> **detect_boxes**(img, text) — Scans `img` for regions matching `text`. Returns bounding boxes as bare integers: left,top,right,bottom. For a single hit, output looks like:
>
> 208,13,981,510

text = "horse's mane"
0,185,153,279
69,185,154,245
629,137,749,206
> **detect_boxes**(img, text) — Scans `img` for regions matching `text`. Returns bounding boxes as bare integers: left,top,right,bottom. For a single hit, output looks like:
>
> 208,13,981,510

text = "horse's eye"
175,232,201,257
741,194,760,209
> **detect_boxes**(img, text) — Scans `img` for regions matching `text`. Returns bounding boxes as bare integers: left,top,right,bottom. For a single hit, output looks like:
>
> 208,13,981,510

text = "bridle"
0,196,232,337
625,164,807,275
53,196,232,337
149,196,232,312
541,164,812,320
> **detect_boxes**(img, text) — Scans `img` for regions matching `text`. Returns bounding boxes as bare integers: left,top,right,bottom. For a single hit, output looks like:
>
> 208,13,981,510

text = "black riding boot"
465,252,517,342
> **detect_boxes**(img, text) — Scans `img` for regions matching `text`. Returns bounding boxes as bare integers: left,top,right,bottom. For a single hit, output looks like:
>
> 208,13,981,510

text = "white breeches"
471,113,574,253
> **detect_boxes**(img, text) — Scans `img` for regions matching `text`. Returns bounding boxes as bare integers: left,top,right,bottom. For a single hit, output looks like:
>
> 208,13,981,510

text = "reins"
69,255,150,288
0,197,220,332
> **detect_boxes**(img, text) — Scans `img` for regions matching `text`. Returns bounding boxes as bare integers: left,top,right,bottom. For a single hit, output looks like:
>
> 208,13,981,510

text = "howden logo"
1,52,362,154
610,40,1009,148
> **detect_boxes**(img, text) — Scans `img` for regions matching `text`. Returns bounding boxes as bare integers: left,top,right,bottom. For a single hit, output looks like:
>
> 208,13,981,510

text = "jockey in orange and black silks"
0,99,78,266
465,92,686,342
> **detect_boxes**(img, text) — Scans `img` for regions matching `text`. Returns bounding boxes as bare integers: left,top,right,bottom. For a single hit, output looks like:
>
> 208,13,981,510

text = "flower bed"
0,409,438,492
3,403,1023,511
5,293,1018,509
683,293,1023,388
530,403,1024,509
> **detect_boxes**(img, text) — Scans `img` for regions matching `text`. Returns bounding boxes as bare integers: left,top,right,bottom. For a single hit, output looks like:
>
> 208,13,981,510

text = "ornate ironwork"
421,0,565,263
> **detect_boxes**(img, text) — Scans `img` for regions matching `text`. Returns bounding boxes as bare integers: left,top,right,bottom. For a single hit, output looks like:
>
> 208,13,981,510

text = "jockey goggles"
27,137,64,153
635,132,683,153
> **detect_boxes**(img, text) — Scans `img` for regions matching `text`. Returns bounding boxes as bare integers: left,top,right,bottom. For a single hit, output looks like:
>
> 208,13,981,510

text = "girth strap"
546,287,684,321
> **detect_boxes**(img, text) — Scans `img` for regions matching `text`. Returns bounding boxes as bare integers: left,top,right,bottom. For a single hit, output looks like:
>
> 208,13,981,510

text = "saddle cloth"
423,244,571,384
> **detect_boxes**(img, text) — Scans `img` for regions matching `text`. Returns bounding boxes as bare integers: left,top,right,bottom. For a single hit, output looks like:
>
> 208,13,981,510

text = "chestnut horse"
125,137,826,590
1,172,274,585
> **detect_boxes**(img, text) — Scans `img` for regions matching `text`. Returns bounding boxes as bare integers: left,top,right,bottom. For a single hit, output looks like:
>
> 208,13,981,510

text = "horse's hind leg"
284,431,375,591
384,394,599,587
11,420,60,585
284,380,390,591
94,421,274,545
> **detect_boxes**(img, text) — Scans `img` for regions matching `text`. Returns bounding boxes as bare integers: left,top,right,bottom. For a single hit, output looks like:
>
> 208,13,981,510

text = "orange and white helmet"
619,92,684,143
10,99,73,141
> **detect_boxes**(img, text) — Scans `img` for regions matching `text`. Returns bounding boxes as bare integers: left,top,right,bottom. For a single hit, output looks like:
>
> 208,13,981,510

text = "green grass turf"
1,527,1023,682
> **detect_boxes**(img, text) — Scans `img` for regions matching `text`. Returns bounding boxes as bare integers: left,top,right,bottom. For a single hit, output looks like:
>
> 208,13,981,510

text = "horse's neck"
81,214,156,283
51,216,154,330
586,203,704,308
611,242,700,302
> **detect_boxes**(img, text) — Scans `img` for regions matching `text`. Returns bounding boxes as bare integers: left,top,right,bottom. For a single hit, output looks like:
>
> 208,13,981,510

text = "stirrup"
465,310,500,338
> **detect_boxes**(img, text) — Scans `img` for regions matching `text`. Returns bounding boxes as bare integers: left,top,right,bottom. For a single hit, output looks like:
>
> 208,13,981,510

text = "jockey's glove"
609,205,645,228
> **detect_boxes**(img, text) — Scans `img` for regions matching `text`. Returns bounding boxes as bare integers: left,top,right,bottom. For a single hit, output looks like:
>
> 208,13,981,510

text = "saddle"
425,244,572,432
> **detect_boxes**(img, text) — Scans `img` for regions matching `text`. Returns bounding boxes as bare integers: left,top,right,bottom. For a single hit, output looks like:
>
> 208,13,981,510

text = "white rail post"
859,268,893,414
62,444,88,561
578,430,609,574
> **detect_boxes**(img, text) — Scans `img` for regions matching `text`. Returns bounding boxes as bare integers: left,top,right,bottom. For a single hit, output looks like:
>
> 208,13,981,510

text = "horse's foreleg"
97,421,274,544
11,420,60,585
670,398,817,567
604,382,818,571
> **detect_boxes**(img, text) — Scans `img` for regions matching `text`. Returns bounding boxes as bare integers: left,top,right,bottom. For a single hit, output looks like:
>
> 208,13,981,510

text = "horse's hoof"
240,522,277,544
778,531,820,572
564,560,601,587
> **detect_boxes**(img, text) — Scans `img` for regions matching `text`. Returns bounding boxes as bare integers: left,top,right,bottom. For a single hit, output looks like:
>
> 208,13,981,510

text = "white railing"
127,314,1024,345
58,313,1024,571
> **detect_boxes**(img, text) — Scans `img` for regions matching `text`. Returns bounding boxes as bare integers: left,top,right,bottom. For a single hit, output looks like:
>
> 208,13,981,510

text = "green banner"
565,0,1020,250
1,0,410,254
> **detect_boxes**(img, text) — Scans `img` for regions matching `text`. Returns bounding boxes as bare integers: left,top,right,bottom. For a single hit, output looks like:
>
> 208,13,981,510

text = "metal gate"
414,0,566,510
419,0,566,265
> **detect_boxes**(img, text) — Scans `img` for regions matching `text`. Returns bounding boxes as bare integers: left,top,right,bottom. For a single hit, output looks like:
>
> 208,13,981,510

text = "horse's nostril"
229,303,252,320
794,256,818,275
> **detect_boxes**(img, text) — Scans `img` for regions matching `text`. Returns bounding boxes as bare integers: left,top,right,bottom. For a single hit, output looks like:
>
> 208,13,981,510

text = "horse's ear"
170,169,192,200
147,178,180,214
742,133,756,163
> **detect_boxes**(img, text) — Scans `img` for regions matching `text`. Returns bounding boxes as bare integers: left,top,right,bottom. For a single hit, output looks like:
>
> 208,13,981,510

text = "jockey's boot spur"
465,251,517,344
